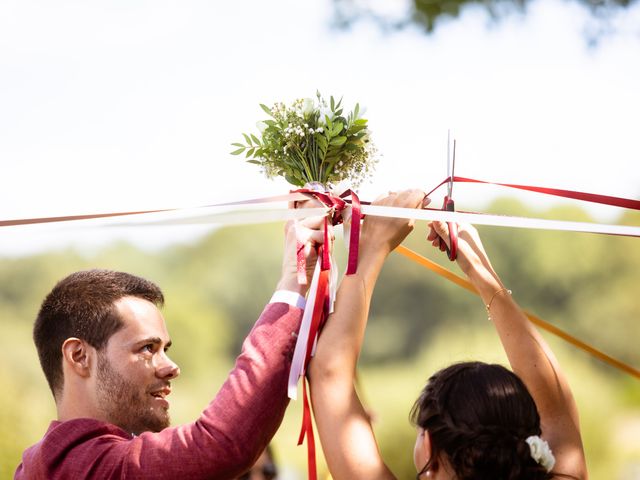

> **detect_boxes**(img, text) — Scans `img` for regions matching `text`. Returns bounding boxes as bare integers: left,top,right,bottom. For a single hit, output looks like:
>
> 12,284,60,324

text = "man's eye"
141,344,154,353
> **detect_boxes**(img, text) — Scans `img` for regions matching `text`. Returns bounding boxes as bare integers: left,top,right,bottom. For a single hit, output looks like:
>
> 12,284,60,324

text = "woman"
308,189,587,479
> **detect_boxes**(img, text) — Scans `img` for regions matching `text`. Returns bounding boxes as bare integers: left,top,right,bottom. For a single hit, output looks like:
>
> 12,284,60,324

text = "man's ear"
61,338,94,378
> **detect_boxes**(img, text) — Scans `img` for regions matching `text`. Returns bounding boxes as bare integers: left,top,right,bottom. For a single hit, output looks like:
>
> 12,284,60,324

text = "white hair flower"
525,436,555,472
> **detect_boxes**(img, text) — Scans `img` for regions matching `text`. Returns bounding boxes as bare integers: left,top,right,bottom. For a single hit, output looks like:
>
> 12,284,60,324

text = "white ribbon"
4,192,638,238
110,201,640,238
287,257,322,400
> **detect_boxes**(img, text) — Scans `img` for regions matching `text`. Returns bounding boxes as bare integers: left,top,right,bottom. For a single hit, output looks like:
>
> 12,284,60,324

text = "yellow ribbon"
395,244,640,380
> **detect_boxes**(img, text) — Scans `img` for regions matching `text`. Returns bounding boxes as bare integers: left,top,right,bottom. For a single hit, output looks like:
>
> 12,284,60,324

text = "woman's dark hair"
33,269,164,397
410,362,553,480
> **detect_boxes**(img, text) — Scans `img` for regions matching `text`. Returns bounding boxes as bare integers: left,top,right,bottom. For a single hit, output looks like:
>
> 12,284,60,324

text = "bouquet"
231,92,377,189
231,93,376,480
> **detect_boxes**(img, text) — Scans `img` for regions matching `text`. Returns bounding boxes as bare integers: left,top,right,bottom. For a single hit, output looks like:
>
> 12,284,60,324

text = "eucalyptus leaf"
330,136,347,146
231,148,245,155
250,134,261,145
347,125,367,135
247,159,262,165
243,133,252,145
260,104,274,117
325,115,333,129
316,135,328,149
246,148,255,158
285,174,302,186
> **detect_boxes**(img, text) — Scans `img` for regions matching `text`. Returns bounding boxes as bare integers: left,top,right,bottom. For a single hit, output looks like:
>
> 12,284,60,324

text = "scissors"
439,130,458,260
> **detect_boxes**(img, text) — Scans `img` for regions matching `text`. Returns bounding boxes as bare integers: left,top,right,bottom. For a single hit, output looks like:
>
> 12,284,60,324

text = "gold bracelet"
486,287,512,321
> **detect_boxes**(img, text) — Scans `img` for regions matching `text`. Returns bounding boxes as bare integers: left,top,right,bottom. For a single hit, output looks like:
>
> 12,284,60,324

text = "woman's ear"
419,430,442,478
415,428,436,478
61,337,93,378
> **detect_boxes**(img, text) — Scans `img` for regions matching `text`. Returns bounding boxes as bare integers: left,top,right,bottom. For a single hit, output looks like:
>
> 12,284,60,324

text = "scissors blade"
446,130,454,198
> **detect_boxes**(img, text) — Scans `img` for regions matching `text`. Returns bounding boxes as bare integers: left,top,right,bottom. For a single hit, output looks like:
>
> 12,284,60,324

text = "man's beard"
96,352,170,435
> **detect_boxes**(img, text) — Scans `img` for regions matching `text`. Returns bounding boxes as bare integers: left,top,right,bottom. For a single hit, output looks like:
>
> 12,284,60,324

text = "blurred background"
1,0,639,478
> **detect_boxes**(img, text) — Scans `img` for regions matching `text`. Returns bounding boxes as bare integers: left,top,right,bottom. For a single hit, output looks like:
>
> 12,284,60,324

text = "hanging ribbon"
340,189,363,275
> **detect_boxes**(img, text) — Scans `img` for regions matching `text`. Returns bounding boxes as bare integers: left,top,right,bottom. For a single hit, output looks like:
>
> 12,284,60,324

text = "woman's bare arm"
309,190,427,480
428,222,588,479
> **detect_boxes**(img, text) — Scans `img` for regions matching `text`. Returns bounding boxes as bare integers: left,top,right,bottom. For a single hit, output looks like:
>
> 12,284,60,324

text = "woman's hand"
427,221,498,283
360,189,430,259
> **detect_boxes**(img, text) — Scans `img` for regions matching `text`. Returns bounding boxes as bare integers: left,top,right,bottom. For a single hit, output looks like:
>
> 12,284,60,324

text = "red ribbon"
426,176,640,211
297,379,317,480
340,189,362,275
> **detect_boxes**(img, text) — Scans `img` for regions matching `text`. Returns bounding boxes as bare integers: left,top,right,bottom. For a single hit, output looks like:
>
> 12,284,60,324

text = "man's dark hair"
33,269,164,397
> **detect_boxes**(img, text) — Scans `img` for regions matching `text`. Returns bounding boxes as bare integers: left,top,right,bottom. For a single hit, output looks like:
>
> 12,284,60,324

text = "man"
15,217,325,479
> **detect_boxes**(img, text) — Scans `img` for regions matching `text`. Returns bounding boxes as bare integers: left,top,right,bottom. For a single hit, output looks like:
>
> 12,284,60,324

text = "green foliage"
0,199,638,477
331,0,632,36
231,93,378,188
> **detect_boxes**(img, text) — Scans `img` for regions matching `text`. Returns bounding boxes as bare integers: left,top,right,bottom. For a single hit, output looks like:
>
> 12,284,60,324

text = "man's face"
94,296,180,435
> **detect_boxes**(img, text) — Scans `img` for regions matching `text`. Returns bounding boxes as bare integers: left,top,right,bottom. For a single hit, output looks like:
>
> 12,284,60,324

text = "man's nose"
156,352,180,379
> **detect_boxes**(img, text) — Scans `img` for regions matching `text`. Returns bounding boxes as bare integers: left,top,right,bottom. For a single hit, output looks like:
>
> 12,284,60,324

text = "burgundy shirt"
15,301,302,480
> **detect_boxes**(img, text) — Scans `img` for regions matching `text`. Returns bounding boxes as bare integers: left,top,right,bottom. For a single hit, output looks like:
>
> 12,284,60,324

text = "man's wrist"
270,289,306,309
276,275,308,297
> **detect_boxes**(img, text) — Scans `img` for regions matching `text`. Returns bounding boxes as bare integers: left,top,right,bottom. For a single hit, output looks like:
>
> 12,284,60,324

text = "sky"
1,0,639,256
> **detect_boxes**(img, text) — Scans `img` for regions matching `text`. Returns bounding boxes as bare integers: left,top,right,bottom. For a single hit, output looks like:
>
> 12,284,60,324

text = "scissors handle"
440,196,458,261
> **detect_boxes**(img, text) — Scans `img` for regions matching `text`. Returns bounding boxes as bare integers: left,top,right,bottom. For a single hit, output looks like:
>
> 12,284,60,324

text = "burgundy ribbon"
297,379,317,480
340,189,362,275
426,176,640,211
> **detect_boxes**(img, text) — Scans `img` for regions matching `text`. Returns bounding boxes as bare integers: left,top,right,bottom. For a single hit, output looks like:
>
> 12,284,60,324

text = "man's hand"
277,206,329,295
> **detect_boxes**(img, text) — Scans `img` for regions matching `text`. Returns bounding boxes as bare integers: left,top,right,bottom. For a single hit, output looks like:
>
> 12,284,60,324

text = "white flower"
526,436,555,472
301,98,314,116
318,106,334,125
256,121,267,133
